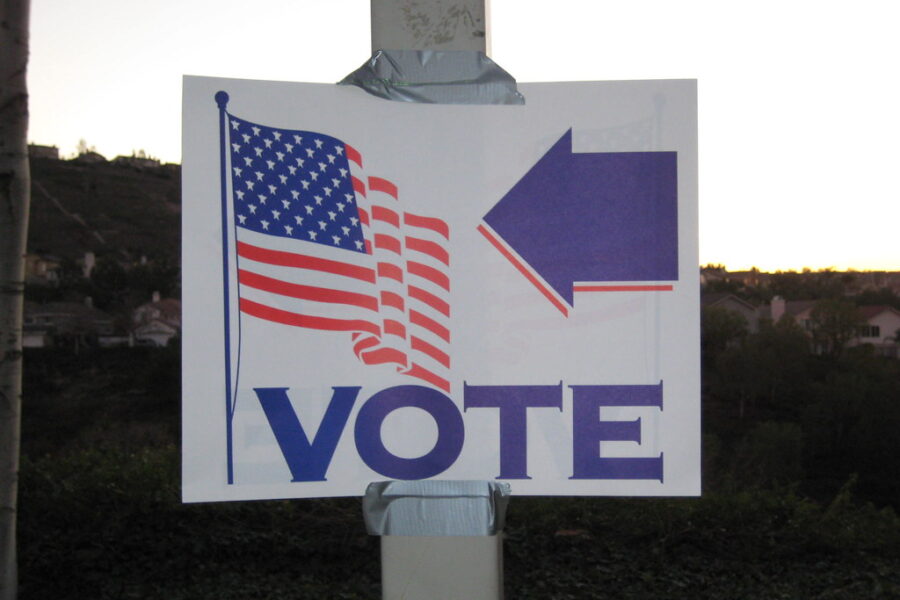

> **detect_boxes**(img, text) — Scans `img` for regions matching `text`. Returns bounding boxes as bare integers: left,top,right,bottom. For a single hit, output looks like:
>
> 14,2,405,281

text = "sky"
27,0,900,272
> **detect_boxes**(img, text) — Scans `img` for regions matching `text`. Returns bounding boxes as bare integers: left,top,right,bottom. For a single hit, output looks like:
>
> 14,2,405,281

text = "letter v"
254,387,360,482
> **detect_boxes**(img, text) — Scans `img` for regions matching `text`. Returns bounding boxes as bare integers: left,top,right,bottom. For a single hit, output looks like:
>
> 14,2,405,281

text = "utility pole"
0,0,31,598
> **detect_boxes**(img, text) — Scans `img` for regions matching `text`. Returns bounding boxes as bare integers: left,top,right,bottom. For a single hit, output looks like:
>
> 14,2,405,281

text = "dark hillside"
28,157,181,262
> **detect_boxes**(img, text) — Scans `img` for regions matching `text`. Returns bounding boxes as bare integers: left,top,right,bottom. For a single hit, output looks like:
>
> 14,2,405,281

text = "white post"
364,481,507,600
370,0,489,54
366,4,504,599
380,536,503,599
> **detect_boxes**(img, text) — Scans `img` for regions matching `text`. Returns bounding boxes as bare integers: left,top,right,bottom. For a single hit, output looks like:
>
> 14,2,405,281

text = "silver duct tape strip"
339,49,525,105
363,480,511,536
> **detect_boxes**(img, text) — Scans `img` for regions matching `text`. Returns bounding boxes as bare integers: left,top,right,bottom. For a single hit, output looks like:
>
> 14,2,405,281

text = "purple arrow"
481,130,678,312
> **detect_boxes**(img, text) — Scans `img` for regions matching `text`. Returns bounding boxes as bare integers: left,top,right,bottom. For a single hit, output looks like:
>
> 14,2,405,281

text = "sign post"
366,3,506,598
370,0,488,53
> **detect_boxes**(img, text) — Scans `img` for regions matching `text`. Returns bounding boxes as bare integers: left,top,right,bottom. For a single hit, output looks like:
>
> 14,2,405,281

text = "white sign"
182,75,699,502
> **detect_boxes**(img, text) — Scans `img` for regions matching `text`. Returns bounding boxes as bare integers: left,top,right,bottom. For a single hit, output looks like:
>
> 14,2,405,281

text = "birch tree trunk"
0,0,31,598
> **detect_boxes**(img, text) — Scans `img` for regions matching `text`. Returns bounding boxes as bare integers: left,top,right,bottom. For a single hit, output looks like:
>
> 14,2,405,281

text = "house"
701,292,761,332
769,296,900,357
113,155,161,170
769,297,817,330
24,253,62,285
28,144,59,160
132,293,181,347
699,266,727,287
23,299,117,348
853,305,900,358
725,269,769,289
72,151,107,164
22,312,53,348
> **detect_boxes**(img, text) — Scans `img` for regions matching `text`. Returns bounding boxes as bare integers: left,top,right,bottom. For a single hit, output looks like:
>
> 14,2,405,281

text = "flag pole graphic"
215,90,235,485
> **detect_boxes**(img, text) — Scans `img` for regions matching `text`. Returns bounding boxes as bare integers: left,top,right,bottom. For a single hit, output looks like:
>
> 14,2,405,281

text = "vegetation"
14,164,900,596
704,316,900,504
17,317,900,598
27,156,180,265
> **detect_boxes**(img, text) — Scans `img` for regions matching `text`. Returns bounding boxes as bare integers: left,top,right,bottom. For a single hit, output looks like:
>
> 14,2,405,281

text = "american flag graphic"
225,114,451,392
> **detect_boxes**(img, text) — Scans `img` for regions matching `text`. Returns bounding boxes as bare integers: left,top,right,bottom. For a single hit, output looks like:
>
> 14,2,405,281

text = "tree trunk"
0,1,31,598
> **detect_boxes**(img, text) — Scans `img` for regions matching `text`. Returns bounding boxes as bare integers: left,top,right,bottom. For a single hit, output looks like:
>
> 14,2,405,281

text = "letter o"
354,385,464,479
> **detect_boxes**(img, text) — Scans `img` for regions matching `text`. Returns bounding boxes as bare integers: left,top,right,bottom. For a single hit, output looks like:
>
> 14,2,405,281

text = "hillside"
28,157,181,263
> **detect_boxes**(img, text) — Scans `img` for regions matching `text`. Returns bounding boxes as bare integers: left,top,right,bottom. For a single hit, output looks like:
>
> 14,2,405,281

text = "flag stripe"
352,176,367,197
405,213,449,240
238,269,378,310
407,261,450,291
381,291,405,311
345,144,362,167
410,309,450,342
240,297,381,335
408,285,450,317
374,233,402,254
358,207,370,226
361,347,407,366
384,319,407,338
353,335,379,356
406,237,450,266
372,206,400,227
369,176,398,198
237,241,375,283
411,336,450,368
406,363,450,393
378,262,404,282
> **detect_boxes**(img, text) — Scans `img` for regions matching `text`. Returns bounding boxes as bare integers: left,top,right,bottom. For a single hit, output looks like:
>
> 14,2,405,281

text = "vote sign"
182,76,699,501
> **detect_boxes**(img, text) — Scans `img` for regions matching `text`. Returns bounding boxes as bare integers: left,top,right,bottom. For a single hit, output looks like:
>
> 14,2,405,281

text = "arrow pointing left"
479,130,678,316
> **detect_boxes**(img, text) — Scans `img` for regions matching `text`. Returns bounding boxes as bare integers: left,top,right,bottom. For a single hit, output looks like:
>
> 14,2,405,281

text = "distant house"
769,297,817,330
28,144,59,160
113,155,161,170
699,266,728,287
24,253,62,285
700,266,769,290
725,269,768,288
73,151,107,164
132,293,181,347
853,306,900,358
23,299,117,349
22,312,53,349
701,292,760,332
80,251,96,279
769,296,900,358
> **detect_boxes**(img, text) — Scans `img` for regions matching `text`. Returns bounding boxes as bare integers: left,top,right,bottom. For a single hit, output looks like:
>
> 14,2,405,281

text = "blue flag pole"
215,90,235,485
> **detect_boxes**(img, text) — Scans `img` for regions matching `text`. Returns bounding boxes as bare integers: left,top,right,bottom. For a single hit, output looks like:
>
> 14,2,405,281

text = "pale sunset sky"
26,0,900,272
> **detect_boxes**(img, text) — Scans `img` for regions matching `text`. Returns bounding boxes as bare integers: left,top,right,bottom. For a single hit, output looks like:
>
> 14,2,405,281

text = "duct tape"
362,480,511,536
339,49,525,105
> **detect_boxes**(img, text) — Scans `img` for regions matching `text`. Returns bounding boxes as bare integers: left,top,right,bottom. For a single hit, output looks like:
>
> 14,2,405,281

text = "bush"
732,421,804,488
19,446,380,599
